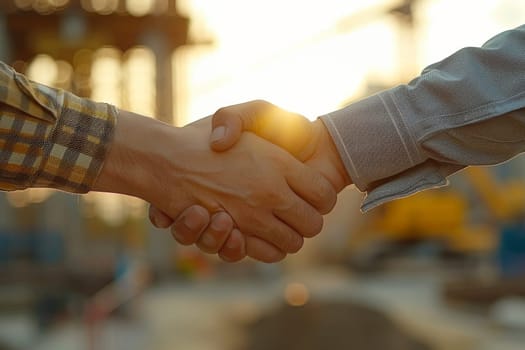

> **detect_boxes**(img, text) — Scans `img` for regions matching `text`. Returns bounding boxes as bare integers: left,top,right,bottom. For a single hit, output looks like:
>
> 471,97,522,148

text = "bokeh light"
6,188,53,208
284,282,310,307
90,46,122,106
123,46,156,117
89,0,118,15
26,54,58,86
126,0,155,17
14,0,32,10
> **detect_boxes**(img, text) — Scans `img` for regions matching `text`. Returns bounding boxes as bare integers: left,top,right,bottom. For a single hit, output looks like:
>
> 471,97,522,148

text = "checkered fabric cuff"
0,62,116,193
32,91,117,193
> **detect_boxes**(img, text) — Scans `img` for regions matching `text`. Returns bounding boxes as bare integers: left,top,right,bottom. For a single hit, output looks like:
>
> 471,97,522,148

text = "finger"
148,205,174,228
285,160,337,215
218,229,247,262
210,100,315,160
245,217,304,254
245,236,286,263
218,231,286,263
196,211,234,254
210,104,245,151
170,205,210,245
254,103,315,160
272,193,325,239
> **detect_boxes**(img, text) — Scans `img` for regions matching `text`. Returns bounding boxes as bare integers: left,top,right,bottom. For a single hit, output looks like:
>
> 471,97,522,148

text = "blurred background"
0,0,525,349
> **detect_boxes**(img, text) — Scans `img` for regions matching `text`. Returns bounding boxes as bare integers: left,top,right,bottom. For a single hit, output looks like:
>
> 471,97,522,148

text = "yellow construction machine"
348,166,525,257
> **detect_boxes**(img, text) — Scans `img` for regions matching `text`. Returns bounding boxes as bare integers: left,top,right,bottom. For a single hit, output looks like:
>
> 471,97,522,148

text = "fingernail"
226,238,238,250
210,126,226,143
171,227,183,241
201,234,216,247
211,212,230,231
156,215,172,228
149,213,158,227
151,211,172,228
184,212,202,231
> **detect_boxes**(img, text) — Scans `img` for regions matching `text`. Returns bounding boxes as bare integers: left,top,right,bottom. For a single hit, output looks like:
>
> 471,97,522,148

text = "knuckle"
304,213,324,238
273,198,323,239
213,106,229,120
273,149,289,166
313,176,337,214
197,230,221,253
256,251,286,263
270,252,287,263
171,227,196,246
321,187,337,214
219,233,246,262
251,99,270,109
266,190,285,208
274,195,297,213
254,223,274,241
283,232,304,254
197,218,233,254
197,241,219,254
245,236,286,263
148,205,159,227
219,250,243,262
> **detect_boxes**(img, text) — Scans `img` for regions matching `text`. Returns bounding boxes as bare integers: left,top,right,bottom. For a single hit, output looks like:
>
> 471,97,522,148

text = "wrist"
311,119,352,191
92,110,168,201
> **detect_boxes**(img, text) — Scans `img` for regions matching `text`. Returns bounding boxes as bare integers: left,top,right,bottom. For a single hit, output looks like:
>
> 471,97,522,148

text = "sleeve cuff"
32,91,117,193
320,88,426,192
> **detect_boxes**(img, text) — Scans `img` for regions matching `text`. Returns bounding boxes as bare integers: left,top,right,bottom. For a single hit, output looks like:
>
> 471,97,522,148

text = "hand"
150,100,351,261
209,100,350,191
94,110,336,258
149,204,287,262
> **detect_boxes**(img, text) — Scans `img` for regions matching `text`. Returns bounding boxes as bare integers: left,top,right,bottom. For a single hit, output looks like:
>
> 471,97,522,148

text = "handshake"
93,100,351,263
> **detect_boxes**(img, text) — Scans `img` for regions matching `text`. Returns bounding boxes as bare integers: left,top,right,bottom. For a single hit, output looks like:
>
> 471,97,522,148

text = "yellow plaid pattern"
0,61,116,193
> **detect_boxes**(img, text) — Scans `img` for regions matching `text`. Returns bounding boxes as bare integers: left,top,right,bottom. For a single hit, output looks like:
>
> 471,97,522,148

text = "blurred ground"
2,265,523,350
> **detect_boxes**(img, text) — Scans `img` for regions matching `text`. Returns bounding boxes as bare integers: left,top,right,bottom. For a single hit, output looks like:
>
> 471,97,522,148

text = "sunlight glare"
416,0,519,69
175,1,400,125
175,0,523,127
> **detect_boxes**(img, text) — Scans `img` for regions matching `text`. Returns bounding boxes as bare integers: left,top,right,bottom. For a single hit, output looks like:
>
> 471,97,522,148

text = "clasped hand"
149,101,351,263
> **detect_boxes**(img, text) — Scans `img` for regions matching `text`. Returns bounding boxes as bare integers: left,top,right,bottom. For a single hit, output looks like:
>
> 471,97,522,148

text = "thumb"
209,100,316,161
210,107,244,152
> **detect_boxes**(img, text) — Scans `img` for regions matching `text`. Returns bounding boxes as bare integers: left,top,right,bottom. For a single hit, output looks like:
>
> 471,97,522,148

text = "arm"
94,111,336,249
157,24,525,253
0,61,336,261
94,112,335,254
322,24,525,210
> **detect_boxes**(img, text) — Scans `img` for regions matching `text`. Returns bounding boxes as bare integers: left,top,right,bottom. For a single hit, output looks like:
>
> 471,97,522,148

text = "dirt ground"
241,301,431,350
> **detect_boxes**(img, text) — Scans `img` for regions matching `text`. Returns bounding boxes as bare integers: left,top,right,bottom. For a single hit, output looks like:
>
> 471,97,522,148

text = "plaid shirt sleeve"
0,61,117,193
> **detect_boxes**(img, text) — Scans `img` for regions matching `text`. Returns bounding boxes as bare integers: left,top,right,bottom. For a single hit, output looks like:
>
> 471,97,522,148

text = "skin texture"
149,100,351,262
93,109,336,257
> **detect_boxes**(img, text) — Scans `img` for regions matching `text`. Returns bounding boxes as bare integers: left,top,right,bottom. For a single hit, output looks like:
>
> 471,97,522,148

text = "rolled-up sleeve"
0,61,116,193
320,24,525,211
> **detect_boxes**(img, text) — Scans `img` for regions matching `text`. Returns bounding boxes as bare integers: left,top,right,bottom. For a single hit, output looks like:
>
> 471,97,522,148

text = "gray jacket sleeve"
320,24,525,211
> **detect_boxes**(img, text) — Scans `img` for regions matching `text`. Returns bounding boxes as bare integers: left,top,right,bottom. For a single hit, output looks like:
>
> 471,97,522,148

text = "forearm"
321,24,525,209
92,110,175,203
